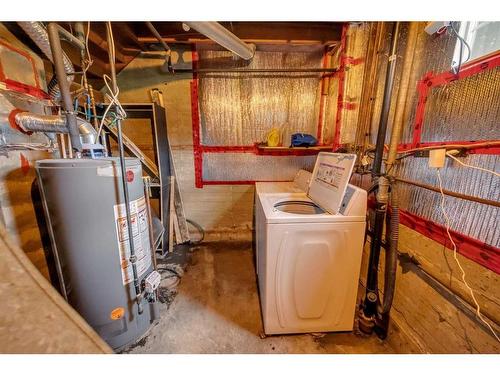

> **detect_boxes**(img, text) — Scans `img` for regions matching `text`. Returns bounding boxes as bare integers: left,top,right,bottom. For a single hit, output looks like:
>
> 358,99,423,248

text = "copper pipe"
395,177,500,208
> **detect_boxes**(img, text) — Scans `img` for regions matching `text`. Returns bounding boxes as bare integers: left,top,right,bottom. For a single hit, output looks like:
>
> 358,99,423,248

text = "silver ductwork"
184,22,256,60
15,112,97,144
17,22,75,101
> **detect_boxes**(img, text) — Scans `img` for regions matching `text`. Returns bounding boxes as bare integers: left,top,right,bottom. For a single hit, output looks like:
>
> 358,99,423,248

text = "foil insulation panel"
395,155,500,247
340,23,371,145
352,23,499,248
197,46,328,146
402,24,460,143
421,67,500,142
202,153,316,182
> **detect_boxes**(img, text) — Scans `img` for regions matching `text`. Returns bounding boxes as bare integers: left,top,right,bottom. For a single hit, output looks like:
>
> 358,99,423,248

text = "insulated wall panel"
421,67,500,142
202,153,316,182
340,23,371,145
197,46,327,146
395,155,500,247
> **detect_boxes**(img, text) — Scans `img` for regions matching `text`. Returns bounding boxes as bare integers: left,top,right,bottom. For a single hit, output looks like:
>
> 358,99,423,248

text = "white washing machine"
255,153,366,335
255,169,312,196
255,169,312,276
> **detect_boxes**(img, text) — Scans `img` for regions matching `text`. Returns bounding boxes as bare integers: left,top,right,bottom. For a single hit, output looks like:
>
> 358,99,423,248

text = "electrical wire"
80,21,93,88
95,74,127,140
446,152,500,177
95,22,128,141
435,169,500,343
449,21,471,75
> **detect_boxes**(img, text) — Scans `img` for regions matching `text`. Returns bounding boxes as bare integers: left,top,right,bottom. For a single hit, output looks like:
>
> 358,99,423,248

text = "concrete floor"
130,241,419,354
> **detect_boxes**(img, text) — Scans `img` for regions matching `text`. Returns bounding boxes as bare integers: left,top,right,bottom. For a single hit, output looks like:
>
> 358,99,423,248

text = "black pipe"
371,22,400,177
106,23,143,314
47,23,82,152
360,22,400,336
375,187,399,339
363,205,386,317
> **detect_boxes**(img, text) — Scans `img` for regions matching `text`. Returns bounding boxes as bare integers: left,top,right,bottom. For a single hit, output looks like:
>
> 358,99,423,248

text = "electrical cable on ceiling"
81,21,93,88
446,152,500,177
435,169,500,343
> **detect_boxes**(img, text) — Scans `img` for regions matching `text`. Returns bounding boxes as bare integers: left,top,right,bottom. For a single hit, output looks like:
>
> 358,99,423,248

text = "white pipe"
184,22,256,60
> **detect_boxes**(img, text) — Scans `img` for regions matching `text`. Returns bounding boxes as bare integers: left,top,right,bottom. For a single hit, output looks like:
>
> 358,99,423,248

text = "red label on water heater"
126,170,134,182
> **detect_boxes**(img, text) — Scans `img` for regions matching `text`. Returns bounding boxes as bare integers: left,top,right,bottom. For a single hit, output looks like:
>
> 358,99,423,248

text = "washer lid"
307,152,357,214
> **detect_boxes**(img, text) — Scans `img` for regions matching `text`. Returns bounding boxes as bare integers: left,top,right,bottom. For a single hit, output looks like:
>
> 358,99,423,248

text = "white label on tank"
113,196,152,285
97,165,141,177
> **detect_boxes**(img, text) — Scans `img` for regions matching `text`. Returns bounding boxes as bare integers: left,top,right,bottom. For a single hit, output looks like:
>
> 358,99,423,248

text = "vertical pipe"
47,23,82,153
106,22,143,314
371,22,400,176
386,22,420,172
361,22,400,335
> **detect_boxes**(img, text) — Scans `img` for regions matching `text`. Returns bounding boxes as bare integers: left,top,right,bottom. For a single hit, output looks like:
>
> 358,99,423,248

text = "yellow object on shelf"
266,128,281,147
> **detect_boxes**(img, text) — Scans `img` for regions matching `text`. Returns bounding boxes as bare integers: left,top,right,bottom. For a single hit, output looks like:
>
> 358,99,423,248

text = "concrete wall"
115,48,254,237
0,24,52,279
359,225,500,353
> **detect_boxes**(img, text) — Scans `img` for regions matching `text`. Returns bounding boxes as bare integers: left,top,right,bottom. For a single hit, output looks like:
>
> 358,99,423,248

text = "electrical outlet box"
424,22,450,35
429,148,446,168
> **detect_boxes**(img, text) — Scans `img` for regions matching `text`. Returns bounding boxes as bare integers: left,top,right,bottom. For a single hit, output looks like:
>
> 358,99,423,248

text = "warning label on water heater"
114,196,152,285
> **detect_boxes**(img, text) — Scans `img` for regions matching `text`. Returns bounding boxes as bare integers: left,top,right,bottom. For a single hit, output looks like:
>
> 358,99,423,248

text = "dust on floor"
129,241,420,354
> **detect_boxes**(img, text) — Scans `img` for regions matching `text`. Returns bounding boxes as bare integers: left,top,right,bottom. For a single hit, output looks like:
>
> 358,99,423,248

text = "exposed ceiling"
4,21,343,89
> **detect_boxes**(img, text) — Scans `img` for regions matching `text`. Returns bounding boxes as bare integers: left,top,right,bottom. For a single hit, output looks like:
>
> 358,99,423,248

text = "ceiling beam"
87,29,129,64
137,37,339,46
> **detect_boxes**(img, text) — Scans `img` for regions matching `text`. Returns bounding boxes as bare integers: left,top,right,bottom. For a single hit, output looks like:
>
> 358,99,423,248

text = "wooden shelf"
255,144,333,155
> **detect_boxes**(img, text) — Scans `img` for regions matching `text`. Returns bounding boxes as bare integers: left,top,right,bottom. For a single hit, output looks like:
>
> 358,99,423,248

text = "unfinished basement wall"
0,24,53,279
115,47,254,237
350,22,500,353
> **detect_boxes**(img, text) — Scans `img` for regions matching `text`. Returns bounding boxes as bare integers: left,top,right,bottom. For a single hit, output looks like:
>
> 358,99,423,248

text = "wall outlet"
429,148,447,168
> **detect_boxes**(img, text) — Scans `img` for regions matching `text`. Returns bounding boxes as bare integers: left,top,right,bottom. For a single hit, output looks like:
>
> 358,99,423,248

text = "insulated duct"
185,22,256,60
17,22,75,101
15,112,97,144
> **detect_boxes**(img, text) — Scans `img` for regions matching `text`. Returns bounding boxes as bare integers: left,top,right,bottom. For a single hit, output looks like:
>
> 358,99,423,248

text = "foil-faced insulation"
340,23,371,145
197,46,328,146
421,67,500,142
202,153,316,182
350,22,500,249
395,155,500,247
401,24,460,144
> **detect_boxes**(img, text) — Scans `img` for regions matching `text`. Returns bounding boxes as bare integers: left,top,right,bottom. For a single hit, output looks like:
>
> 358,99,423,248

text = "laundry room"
0,2,499,369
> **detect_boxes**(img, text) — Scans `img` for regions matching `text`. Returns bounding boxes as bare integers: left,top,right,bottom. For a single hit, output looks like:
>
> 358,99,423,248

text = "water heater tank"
35,158,159,350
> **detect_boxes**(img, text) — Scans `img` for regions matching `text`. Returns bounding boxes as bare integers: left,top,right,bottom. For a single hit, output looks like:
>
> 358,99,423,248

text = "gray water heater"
35,158,159,350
